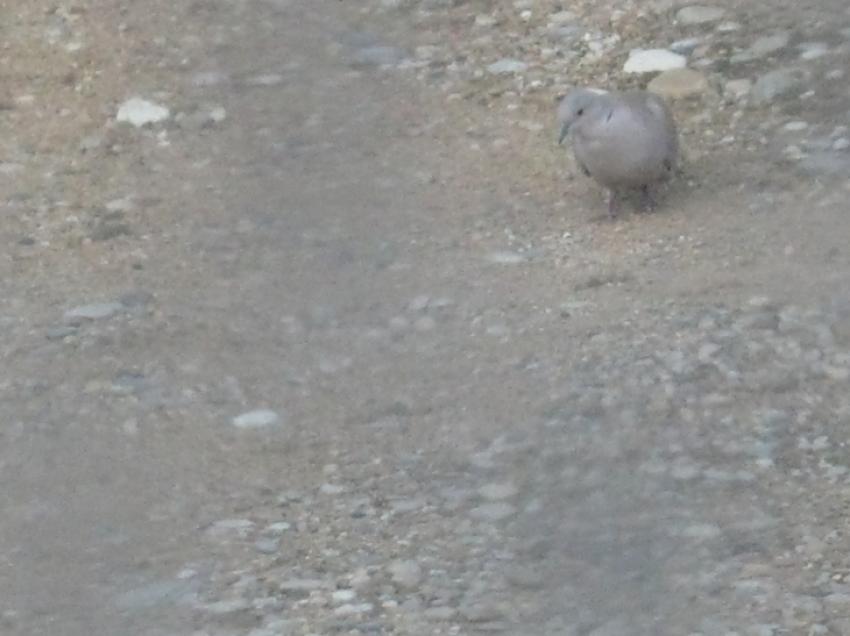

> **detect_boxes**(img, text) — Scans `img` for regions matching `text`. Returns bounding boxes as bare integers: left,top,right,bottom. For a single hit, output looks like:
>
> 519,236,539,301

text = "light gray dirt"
3,1,850,635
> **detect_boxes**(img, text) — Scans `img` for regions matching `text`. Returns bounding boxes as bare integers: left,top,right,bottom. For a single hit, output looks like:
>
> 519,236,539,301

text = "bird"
557,88,679,218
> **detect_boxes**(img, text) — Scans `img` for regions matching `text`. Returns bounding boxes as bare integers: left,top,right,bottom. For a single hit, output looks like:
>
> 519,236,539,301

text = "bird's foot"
640,185,657,213
607,191,620,219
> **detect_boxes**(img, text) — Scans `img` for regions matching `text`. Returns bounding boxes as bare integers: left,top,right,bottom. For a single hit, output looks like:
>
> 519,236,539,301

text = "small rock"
201,598,251,615
485,250,527,264
487,58,528,74
676,6,725,25
548,10,577,25
732,32,790,63
752,68,805,105
388,560,422,590
353,46,407,67
408,295,431,312
264,521,292,534
832,137,850,151
254,538,279,554
460,600,505,622
623,49,687,74
46,326,78,340
424,606,457,621
783,121,808,132
414,315,437,331
116,97,170,127
470,502,517,521
648,68,709,99
207,518,254,538
246,74,284,86
716,21,741,32
191,71,228,87
332,589,357,604
320,483,346,495
232,409,281,429
670,38,701,55
478,482,519,501
115,580,197,610
277,579,325,593
799,42,829,60
506,565,545,589
64,302,123,323
333,602,373,617
724,78,752,100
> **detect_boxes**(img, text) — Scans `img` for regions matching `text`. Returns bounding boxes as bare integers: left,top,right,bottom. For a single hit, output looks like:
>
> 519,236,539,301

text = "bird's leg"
641,184,657,212
607,189,619,219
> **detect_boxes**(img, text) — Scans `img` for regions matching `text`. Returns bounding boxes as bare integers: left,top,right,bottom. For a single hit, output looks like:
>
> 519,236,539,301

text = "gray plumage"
557,88,679,217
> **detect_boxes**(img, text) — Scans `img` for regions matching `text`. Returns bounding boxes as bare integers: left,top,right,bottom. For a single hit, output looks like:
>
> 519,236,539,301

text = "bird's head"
557,88,607,144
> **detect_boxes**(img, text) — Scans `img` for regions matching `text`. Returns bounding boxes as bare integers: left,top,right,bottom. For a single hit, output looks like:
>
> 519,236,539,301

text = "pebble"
200,598,251,615
732,32,790,63
115,580,197,610
388,560,422,590
46,326,78,340
207,518,255,538
647,68,709,99
485,250,527,264
475,14,497,28
246,74,284,86
232,409,281,429
716,21,741,32
264,521,292,534
486,58,528,74
478,482,519,501
333,602,373,617
320,483,346,495
191,71,228,87
724,78,752,100
675,6,725,25
459,600,505,622
414,315,437,331
254,538,280,554
798,42,829,60
424,606,457,621
752,68,805,105
332,589,357,604
277,579,325,593
64,302,123,323
470,502,517,521
783,121,808,132
832,138,850,151
623,49,687,74
116,97,170,127
353,46,407,67
670,38,701,55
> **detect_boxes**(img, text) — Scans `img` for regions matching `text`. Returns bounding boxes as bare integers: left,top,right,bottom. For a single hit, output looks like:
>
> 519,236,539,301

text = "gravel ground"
2,1,850,635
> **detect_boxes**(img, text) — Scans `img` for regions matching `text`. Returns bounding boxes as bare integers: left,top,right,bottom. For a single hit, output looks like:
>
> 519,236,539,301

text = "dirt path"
3,1,850,635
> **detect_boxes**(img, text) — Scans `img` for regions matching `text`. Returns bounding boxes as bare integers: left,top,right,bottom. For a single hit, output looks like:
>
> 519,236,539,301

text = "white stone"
478,482,519,500
724,78,752,99
332,590,357,604
832,138,850,151
783,121,808,132
485,250,527,264
232,409,281,429
799,42,829,60
487,58,528,74
676,5,725,25
64,302,123,322
623,49,686,74
116,97,170,127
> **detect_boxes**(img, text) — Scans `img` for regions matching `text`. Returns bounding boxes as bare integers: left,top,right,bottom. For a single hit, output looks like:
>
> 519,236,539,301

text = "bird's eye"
577,108,584,116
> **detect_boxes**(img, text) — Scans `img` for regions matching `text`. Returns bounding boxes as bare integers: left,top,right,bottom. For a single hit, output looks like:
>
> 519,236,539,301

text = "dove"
557,88,679,218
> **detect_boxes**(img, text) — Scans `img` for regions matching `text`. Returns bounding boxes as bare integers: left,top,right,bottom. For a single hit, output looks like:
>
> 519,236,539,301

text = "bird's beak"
558,122,570,145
